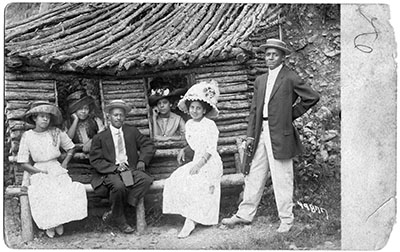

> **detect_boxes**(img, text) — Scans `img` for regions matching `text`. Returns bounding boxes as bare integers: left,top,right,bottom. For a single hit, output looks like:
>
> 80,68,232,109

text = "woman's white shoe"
45,228,55,238
55,224,64,236
178,218,195,238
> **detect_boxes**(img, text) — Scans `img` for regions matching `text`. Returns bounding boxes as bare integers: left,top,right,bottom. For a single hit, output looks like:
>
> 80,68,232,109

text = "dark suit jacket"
247,65,320,160
89,125,156,189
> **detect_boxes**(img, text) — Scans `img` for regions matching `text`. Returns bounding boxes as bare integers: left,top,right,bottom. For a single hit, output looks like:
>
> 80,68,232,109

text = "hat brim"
177,97,219,119
24,104,63,125
68,96,94,114
260,44,291,55
148,88,187,106
104,103,131,114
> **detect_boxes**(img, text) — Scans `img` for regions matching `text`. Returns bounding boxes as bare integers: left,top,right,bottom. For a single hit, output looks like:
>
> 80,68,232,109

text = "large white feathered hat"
177,80,220,118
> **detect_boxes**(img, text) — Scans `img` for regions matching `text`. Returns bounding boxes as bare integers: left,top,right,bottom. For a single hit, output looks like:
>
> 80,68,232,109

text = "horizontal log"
219,84,248,94
149,136,240,150
215,111,249,121
104,92,145,99
6,88,54,94
67,166,92,174
151,174,171,180
217,123,248,132
148,166,178,175
5,92,56,101
5,80,55,90
223,167,237,174
153,144,237,158
218,93,248,102
102,80,144,85
223,161,235,169
148,173,244,190
217,145,238,154
154,148,180,158
219,130,247,138
196,70,248,79
154,140,186,149
125,115,148,121
5,172,244,196
124,118,149,127
104,90,145,96
4,70,90,81
217,101,250,110
196,75,248,84
149,160,179,169
216,118,248,126
102,83,144,91
218,136,240,145
6,101,30,110
125,108,148,116
110,98,149,104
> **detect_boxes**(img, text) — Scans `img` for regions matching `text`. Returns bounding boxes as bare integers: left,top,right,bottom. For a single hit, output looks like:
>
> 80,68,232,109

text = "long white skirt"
28,160,88,230
163,156,222,225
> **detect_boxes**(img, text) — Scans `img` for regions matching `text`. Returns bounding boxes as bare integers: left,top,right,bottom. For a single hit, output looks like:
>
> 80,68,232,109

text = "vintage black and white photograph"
2,1,395,250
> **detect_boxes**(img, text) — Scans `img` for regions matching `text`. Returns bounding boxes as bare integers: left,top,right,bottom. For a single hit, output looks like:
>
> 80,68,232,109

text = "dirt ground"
3,194,340,250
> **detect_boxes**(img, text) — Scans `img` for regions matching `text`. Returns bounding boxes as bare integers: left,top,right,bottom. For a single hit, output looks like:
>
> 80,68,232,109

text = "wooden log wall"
4,76,57,185
100,79,150,136
4,14,281,190
193,61,250,176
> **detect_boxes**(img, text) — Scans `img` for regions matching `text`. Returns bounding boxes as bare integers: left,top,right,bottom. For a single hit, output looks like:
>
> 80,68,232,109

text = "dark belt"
263,117,268,120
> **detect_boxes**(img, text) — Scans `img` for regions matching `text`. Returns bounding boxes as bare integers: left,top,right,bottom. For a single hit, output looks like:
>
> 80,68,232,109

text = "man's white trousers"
236,121,294,224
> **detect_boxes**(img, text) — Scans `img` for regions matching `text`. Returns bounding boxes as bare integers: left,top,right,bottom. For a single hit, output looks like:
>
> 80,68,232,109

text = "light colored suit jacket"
247,65,320,159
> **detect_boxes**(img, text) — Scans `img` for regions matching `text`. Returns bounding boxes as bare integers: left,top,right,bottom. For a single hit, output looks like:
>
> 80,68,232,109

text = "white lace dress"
17,128,88,230
163,117,223,225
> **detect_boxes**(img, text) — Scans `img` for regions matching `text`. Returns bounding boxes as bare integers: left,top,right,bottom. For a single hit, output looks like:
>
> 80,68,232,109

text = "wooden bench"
5,139,246,242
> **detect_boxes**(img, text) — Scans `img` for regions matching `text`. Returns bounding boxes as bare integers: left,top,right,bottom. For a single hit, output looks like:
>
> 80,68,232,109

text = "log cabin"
4,2,283,241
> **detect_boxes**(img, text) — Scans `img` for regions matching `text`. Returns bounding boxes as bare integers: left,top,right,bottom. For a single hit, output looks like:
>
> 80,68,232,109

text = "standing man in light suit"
222,39,320,233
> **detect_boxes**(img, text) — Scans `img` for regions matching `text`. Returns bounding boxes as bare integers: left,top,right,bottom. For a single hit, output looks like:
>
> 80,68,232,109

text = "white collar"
110,125,122,134
269,64,283,75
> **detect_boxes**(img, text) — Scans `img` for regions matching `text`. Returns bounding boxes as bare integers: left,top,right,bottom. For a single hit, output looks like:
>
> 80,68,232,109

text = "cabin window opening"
147,75,191,142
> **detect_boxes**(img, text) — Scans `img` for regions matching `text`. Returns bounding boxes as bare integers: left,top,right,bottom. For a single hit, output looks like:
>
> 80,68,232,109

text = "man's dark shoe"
118,223,135,234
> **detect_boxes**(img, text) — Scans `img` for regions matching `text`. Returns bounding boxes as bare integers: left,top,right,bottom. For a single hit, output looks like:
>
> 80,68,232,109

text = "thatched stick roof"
5,3,281,74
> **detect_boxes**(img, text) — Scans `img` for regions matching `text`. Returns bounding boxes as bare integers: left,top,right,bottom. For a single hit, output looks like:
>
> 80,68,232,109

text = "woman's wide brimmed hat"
23,101,63,125
260,38,291,55
104,100,132,114
148,87,187,107
67,90,94,114
177,80,220,118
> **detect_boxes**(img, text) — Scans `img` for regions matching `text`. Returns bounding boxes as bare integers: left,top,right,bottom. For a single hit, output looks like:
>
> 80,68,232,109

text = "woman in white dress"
17,101,87,238
163,80,223,238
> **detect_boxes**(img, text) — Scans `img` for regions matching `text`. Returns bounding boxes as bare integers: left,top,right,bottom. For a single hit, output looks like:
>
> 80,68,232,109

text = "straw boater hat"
260,38,291,55
148,87,187,107
104,100,132,114
66,90,94,114
177,80,220,118
23,101,63,126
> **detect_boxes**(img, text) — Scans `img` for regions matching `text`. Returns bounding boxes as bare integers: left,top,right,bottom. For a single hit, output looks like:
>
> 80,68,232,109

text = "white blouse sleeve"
17,132,30,163
59,131,75,151
204,120,219,155
95,117,106,133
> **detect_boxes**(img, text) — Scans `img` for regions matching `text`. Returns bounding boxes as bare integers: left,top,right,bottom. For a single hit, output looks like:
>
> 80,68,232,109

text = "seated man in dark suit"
89,100,155,234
